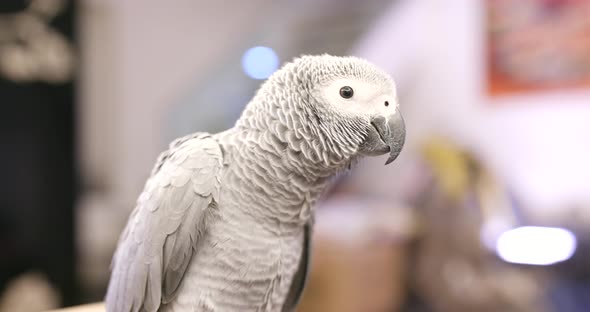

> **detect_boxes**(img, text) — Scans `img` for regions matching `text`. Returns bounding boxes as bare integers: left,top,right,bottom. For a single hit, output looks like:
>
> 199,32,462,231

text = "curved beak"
371,111,406,165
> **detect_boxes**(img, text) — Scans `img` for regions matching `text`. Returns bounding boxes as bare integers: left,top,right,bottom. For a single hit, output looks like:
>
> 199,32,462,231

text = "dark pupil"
339,86,354,98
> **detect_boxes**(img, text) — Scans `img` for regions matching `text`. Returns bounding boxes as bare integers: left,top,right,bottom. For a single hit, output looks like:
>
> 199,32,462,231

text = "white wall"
78,0,274,208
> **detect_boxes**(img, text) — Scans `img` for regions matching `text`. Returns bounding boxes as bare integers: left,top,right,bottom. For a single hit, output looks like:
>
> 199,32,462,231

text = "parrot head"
241,54,406,166
295,54,405,165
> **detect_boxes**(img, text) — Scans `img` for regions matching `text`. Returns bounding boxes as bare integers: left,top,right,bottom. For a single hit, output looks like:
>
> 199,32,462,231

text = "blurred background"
1,0,590,311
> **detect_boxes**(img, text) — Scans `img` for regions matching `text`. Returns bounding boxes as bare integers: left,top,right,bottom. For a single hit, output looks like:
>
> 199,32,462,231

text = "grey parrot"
105,54,405,312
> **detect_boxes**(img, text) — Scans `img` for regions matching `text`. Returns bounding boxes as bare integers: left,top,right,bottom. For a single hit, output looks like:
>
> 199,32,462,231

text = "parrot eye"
339,86,354,99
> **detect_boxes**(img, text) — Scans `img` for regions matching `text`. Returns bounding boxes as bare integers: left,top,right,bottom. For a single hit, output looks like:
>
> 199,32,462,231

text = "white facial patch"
318,78,398,118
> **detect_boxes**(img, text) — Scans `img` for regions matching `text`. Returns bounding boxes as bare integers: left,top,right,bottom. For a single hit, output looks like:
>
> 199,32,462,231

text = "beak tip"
384,155,396,165
384,145,403,165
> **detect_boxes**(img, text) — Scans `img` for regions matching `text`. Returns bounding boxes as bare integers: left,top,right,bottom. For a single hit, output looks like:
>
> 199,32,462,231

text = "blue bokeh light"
241,46,279,80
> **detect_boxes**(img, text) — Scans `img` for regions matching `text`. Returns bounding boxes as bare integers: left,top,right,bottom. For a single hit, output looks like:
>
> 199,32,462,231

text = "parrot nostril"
384,101,389,107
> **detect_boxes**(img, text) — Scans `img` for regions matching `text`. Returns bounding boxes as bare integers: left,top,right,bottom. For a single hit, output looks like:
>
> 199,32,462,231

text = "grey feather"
106,133,222,312
282,221,312,312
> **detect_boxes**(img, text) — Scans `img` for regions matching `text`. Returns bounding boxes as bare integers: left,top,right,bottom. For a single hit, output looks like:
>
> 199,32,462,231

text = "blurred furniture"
298,237,408,312
297,198,414,312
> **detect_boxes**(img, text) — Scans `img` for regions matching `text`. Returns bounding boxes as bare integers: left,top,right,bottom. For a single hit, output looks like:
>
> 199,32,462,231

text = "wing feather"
282,221,313,312
106,133,223,312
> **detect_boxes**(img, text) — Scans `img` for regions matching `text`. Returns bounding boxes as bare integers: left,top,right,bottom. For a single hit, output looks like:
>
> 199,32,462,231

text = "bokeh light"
496,226,577,266
241,46,279,80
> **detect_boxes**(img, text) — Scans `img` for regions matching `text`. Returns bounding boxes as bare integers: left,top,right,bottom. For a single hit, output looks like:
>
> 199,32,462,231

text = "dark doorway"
0,0,79,307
